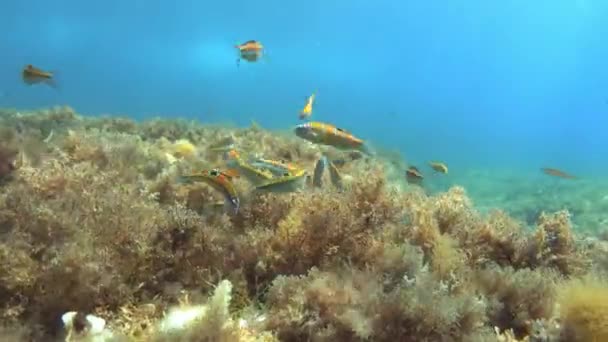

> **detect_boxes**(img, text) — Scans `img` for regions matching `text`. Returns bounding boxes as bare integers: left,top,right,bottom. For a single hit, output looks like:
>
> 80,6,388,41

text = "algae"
0,106,606,341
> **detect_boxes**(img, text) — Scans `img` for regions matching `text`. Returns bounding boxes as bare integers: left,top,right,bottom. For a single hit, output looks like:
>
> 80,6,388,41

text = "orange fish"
178,168,240,214
299,92,316,120
235,40,264,67
541,167,576,179
294,121,374,155
22,64,57,88
405,166,423,186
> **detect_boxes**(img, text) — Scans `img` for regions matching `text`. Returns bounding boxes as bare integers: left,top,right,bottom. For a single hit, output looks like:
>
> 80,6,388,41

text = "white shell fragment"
61,311,114,341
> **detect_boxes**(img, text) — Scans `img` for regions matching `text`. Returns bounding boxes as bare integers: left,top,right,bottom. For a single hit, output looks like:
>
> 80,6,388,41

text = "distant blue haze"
1,0,607,175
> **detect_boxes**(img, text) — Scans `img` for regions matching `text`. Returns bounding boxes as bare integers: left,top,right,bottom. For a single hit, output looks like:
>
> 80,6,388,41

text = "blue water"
2,0,608,175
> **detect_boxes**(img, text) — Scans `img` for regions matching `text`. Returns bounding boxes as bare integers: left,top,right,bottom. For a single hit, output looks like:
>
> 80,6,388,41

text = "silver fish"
328,160,344,190
313,155,328,188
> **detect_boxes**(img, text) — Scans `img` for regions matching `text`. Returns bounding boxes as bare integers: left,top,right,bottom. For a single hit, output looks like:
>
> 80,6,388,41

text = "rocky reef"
0,106,607,341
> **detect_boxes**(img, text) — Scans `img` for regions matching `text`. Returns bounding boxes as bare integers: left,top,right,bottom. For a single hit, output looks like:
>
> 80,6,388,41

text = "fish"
248,157,301,177
254,168,308,193
294,121,374,156
429,161,448,174
22,64,57,88
208,135,236,153
312,155,327,188
541,167,576,179
405,166,424,186
235,40,264,67
327,159,344,190
178,168,240,214
224,149,274,184
299,92,316,120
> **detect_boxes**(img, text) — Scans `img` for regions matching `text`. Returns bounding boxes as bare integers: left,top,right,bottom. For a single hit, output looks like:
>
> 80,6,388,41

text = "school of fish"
19,40,578,214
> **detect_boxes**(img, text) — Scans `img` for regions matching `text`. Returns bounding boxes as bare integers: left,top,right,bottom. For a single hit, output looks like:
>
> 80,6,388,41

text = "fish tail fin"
46,71,60,90
224,197,240,216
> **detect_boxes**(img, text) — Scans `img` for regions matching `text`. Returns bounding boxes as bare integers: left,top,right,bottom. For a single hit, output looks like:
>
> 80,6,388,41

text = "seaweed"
0,106,603,340
557,275,608,341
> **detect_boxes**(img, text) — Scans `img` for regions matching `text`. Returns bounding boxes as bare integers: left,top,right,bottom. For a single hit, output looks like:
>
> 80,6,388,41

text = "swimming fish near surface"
429,161,448,174
299,92,316,120
405,166,424,186
22,64,57,88
254,168,308,193
178,168,240,214
235,40,264,67
541,167,576,179
224,149,274,184
294,121,374,156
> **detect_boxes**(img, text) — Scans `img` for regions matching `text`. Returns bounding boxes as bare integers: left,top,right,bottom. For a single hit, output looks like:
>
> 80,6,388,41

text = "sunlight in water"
42,16,75,51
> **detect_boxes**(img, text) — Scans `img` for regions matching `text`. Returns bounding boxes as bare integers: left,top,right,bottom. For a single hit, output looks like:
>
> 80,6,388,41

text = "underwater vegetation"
0,106,607,341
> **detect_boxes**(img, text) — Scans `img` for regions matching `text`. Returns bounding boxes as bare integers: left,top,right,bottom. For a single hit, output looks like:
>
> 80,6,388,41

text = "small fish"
208,135,236,153
541,167,576,179
224,149,274,184
179,168,240,214
235,40,264,67
327,159,344,190
254,168,308,193
429,161,448,174
405,166,424,186
249,157,301,177
22,64,57,88
299,92,316,120
294,121,374,155
312,155,328,188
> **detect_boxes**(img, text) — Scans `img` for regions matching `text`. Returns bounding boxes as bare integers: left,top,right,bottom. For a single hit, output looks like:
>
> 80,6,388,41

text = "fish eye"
283,172,290,177
209,169,220,176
